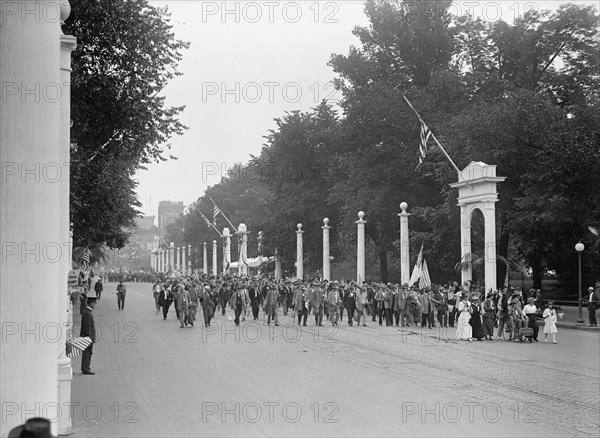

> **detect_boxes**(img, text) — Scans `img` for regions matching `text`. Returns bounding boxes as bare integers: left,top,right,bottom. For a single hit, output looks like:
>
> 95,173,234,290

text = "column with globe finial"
356,211,366,285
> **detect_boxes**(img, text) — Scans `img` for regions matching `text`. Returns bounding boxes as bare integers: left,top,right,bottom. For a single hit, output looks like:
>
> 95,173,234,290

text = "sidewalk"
551,305,600,331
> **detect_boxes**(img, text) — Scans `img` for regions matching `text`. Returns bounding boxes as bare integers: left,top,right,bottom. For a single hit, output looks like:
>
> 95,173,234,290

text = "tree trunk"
379,250,389,283
531,262,543,289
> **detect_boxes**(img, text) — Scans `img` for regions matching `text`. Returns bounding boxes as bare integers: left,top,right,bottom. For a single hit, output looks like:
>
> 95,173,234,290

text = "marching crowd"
146,274,589,343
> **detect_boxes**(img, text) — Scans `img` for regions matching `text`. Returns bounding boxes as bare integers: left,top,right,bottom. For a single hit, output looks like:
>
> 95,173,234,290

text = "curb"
555,323,600,331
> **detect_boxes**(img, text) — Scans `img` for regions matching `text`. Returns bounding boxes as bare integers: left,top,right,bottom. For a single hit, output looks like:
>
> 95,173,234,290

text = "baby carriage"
519,327,534,343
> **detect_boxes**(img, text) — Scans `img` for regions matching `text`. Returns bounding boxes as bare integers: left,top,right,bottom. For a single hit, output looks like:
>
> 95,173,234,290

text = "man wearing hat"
230,285,247,326
80,296,97,374
327,283,340,326
581,286,599,327
295,284,309,326
8,417,54,438
264,284,280,326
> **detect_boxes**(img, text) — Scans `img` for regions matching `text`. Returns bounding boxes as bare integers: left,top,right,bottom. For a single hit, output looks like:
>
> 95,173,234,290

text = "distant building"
135,215,155,231
158,201,184,235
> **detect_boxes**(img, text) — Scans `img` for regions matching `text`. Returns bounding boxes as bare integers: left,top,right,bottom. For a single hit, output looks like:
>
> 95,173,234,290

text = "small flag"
409,244,424,287
65,337,92,357
419,119,431,165
81,251,90,271
213,204,221,227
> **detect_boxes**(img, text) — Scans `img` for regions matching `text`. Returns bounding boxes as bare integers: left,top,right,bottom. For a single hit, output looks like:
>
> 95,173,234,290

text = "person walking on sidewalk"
94,278,103,300
116,281,126,311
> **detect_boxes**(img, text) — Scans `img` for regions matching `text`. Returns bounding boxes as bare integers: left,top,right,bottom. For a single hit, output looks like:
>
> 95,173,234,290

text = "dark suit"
80,306,96,373
158,288,173,320
248,287,260,320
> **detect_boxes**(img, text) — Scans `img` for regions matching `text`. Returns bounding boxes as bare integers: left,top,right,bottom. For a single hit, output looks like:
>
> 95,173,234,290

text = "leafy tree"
65,0,189,251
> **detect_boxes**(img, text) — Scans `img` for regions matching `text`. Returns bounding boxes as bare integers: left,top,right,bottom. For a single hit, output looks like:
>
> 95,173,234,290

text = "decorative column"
398,202,410,285
223,228,231,274
322,218,331,281
57,15,77,435
1,4,63,434
275,248,282,280
237,224,248,276
187,245,192,274
203,242,208,274
169,242,175,273
181,245,186,275
356,211,366,285
212,240,218,275
483,202,498,294
296,223,304,280
157,249,162,273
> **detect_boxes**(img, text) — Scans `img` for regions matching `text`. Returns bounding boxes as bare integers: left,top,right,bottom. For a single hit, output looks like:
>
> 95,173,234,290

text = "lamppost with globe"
575,241,585,323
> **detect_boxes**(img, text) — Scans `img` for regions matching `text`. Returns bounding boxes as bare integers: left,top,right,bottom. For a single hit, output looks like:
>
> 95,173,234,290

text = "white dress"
455,301,473,340
543,308,557,334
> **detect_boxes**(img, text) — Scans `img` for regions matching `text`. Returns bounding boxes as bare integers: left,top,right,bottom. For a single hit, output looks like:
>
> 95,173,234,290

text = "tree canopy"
163,0,599,291
66,0,189,251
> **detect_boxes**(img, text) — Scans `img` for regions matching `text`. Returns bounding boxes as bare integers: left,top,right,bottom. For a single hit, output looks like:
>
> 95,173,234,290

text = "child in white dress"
542,301,558,343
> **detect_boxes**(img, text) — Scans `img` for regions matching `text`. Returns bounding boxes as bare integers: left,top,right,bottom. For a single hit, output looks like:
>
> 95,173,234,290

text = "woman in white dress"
542,300,558,343
455,294,473,341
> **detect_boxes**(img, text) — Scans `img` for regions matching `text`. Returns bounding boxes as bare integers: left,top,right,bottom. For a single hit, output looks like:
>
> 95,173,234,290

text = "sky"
134,0,598,220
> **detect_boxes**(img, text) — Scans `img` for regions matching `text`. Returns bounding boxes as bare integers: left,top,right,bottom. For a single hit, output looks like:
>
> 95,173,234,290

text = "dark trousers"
339,306,344,322
252,303,260,320
438,308,448,326
297,308,308,326
384,308,392,326
203,306,212,326
526,314,539,340
282,298,289,315
220,301,227,315
267,306,278,324
377,306,384,325
117,293,125,310
393,310,400,326
421,312,431,328
589,308,598,325
162,301,171,319
234,305,243,325
81,343,93,372
347,306,356,325
449,309,456,327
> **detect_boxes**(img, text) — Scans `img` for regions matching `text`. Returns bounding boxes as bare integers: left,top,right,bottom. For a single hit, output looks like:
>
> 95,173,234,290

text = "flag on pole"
213,204,221,227
65,337,92,358
209,197,237,230
81,251,90,271
419,259,432,289
419,119,431,165
408,245,423,287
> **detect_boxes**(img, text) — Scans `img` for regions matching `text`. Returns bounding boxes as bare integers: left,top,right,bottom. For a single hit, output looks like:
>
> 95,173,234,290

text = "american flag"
419,259,432,289
65,337,92,357
213,205,221,227
418,119,431,165
81,251,90,270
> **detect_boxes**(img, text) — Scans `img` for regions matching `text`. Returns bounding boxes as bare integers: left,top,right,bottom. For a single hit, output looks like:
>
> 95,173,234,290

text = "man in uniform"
80,296,97,375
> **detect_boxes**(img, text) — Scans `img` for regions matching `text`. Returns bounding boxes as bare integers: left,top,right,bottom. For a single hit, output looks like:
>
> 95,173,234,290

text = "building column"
356,211,366,285
296,224,304,280
203,242,208,274
483,202,498,293
322,218,331,281
459,206,472,285
398,202,410,285
187,245,192,275
57,17,77,435
181,246,186,275
223,228,231,275
237,224,248,276
212,240,218,275
275,248,281,280
1,3,63,434
169,242,175,273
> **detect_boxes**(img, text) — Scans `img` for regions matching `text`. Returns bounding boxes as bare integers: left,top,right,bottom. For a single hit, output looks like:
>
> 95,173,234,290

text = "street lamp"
575,241,585,323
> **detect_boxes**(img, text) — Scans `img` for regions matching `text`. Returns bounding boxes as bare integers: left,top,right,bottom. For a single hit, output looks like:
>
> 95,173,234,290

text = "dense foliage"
165,1,599,292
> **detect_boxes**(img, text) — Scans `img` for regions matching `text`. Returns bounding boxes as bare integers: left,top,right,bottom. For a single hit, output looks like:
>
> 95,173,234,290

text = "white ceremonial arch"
450,162,506,293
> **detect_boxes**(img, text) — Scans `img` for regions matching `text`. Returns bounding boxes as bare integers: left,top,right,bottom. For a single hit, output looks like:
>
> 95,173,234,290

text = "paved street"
68,283,600,437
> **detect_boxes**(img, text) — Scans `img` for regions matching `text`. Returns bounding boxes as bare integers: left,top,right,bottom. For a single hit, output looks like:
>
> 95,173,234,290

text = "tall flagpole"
402,95,468,184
